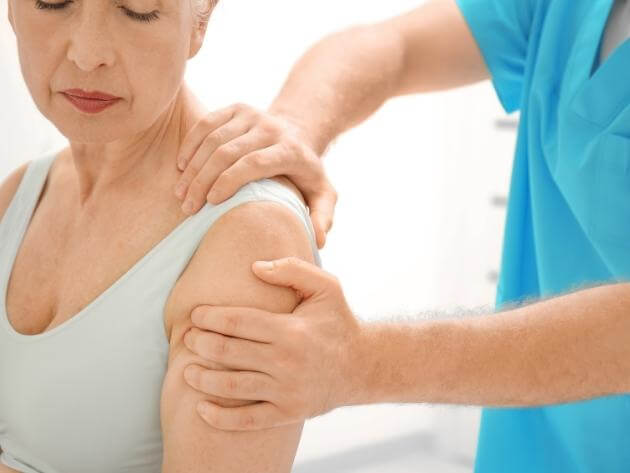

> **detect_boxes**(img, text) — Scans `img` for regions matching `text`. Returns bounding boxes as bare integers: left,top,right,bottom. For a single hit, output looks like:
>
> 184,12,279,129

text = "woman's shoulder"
266,176,306,206
0,162,31,223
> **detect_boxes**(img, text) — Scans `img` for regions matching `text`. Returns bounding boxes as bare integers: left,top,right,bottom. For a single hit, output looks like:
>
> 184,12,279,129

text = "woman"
0,0,320,471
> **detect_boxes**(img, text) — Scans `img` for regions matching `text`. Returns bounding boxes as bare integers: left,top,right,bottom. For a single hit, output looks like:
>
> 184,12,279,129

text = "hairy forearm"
269,0,488,156
354,283,630,407
269,23,405,156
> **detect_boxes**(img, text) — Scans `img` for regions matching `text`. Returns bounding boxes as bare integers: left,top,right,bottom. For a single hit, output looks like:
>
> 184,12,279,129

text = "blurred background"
0,0,518,471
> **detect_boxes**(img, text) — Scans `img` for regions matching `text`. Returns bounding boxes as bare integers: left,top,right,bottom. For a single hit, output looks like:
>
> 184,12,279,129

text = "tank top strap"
140,178,321,288
0,151,57,289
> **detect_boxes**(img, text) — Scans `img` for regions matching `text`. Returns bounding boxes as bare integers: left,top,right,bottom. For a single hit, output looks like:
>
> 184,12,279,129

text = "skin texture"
2,0,314,470
171,0,630,431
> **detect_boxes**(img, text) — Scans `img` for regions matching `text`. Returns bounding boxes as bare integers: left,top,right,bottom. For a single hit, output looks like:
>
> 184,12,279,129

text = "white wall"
1,0,518,470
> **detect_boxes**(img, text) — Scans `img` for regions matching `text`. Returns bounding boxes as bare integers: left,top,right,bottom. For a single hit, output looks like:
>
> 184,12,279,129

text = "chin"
52,118,131,144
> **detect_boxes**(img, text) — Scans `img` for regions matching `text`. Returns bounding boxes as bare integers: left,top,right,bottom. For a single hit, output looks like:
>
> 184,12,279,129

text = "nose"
66,9,115,72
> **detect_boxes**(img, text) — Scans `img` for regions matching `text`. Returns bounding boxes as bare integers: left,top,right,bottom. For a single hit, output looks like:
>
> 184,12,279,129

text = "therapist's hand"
174,103,337,248
182,257,366,431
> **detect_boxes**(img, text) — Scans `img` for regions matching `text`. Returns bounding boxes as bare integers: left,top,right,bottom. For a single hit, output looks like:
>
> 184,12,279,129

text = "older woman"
0,0,320,471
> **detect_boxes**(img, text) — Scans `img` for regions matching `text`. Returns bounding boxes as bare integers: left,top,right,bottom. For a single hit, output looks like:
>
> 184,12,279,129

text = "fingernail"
182,199,195,214
174,182,186,199
254,261,273,271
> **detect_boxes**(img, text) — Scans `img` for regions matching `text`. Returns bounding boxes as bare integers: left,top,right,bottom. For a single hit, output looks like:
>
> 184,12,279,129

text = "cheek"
12,11,63,115
118,24,191,111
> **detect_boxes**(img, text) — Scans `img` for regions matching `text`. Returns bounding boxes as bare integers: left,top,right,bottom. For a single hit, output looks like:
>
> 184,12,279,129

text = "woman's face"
7,0,207,143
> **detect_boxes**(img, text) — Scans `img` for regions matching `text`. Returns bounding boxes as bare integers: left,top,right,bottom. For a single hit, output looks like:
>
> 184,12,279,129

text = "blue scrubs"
455,0,630,471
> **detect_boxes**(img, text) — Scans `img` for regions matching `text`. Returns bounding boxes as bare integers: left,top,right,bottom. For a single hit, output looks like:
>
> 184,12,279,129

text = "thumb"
251,257,331,299
307,191,336,249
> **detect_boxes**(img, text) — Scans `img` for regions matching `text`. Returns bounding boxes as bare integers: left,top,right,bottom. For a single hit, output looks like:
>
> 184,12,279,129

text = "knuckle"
291,318,308,339
211,336,229,358
199,116,215,129
225,375,238,394
185,159,202,176
224,314,240,333
217,338,230,357
233,102,247,112
278,139,293,158
284,138,302,156
259,117,279,136
212,146,236,166
187,177,203,198
242,152,262,169
209,129,226,146
214,169,234,188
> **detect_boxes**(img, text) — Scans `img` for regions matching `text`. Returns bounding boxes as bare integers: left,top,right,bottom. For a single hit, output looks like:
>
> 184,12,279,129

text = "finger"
176,106,235,172
196,400,290,431
186,129,275,209
184,327,272,371
178,118,252,214
190,305,286,342
184,366,275,402
251,257,334,299
208,143,291,204
306,189,337,249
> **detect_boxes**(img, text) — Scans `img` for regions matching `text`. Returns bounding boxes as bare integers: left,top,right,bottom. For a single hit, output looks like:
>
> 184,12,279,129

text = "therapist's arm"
269,0,489,155
174,0,488,239
358,283,630,407
159,186,314,471
184,262,630,431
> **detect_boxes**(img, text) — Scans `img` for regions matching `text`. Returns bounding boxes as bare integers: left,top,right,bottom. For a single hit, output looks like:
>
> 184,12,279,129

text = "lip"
61,88,122,114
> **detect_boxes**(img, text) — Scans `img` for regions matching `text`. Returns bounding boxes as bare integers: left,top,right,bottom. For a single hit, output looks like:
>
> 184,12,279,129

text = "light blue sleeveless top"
0,150,321,472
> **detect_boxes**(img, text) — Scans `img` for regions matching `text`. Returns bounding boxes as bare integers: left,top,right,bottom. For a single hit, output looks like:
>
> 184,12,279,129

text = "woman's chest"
5,203,185,336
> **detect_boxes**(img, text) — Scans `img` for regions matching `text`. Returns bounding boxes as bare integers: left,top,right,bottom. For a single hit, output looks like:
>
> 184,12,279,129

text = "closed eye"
33,0,160,23
35,0,73,10
118,5,160,22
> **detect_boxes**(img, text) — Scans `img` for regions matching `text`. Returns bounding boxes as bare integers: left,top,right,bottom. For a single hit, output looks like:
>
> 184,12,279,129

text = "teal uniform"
455,0,630,471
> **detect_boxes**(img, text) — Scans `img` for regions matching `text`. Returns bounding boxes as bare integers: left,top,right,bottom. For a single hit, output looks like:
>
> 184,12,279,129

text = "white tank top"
0,150,321,472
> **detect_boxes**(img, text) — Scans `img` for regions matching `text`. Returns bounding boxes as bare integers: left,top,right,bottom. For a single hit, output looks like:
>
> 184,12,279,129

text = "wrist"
340,321,389,406
268,104,333,157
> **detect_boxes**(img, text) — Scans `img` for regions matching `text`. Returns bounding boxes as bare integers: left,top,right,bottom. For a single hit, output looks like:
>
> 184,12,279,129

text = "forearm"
269,0,489,156
269,23,405,156
354,283,630,407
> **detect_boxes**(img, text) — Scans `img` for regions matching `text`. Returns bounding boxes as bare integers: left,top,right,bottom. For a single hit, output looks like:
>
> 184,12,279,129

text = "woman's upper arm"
160,198,315,473
0,163,29,222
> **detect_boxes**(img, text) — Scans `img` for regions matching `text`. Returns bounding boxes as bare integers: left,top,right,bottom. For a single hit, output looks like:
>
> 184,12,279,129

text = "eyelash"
34,0,160,23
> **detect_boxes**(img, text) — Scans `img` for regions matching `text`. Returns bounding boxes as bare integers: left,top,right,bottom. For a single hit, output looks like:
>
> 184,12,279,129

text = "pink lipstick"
62,88,122,114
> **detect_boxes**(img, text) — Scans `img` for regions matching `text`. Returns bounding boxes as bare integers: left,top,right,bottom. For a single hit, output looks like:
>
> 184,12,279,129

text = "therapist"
173,0,630,471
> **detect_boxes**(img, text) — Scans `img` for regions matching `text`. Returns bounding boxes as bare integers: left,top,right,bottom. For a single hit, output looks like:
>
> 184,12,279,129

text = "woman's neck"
66,85,205,208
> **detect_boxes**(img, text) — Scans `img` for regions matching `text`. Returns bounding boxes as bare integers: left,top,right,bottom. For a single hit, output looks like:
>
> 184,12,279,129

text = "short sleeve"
456,0,539,113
